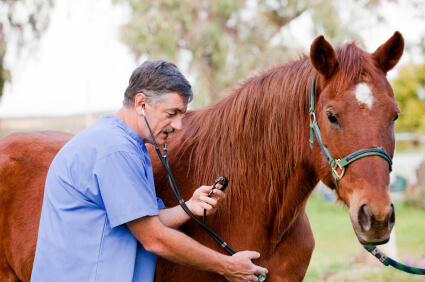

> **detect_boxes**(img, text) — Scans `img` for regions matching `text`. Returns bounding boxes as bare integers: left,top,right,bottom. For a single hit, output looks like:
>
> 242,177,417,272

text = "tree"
0,0,54,98
392,61,425,133
115,0,395,108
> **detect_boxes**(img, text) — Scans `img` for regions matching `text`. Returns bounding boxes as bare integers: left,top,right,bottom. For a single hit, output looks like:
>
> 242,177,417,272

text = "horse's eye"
391,113,399,126
327,113,338,125
394,113,399,122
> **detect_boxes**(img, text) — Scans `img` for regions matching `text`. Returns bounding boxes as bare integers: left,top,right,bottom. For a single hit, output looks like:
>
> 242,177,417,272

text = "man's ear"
134,93,147,115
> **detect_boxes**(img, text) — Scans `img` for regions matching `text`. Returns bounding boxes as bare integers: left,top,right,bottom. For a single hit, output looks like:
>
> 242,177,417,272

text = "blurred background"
1,0,425,280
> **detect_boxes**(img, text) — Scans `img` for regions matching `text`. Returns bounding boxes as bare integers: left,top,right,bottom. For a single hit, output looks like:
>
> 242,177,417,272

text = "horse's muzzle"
352,203,395,246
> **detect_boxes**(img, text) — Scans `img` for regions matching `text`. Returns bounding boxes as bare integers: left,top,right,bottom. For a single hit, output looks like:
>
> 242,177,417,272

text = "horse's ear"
310,35,338,79
373,31,404,74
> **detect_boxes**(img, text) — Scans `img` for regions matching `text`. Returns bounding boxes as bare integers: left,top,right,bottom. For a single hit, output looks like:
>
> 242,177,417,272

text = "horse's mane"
178,41,376,212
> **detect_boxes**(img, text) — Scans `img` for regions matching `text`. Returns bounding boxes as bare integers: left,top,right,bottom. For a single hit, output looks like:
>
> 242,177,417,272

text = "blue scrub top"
31,115,165,282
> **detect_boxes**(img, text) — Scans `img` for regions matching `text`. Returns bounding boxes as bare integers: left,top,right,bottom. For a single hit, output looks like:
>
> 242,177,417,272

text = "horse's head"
309,32,404,245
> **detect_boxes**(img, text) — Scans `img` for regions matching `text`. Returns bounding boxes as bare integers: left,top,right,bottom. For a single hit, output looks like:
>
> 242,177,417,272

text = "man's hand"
223,251,268,282
186,185,226,217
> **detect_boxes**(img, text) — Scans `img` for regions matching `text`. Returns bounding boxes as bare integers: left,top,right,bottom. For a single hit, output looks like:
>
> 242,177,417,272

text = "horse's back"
0,130,71,159
0,131,72,281
0,131,72,193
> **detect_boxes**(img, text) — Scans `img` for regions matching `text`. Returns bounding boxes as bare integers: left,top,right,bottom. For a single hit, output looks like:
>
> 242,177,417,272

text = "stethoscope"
142,105,267,281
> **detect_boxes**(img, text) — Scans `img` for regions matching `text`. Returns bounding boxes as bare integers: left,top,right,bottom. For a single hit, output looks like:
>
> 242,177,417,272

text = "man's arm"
158,185,225,229
127,215,268,281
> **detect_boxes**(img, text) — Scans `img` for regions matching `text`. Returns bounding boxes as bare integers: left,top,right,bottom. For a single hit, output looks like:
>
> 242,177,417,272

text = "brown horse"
0,32,404,281
0,131,73,281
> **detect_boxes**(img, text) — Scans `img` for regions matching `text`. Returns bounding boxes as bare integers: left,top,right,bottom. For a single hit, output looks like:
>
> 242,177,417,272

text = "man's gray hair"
123,60,193,107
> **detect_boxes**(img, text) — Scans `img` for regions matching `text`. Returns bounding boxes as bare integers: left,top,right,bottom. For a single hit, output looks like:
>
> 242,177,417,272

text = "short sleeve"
157,197,165,209
93,151,160,228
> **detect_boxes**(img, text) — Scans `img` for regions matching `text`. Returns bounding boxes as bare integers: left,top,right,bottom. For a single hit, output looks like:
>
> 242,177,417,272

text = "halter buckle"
309,112,316,123
332,159,345,181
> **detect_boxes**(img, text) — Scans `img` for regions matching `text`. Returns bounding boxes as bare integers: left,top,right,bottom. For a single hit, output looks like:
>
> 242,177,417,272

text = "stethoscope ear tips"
141,105,146,117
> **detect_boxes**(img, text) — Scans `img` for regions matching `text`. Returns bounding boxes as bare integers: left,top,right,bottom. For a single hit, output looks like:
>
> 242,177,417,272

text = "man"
31,60,268,281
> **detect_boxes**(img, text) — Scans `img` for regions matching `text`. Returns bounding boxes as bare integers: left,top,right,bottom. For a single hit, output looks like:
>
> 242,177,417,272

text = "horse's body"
0,131,73,281
0,32,404,281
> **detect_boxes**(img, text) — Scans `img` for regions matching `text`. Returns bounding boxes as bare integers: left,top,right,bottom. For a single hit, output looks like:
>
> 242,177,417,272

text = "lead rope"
141,107,266,281
363,246,425,274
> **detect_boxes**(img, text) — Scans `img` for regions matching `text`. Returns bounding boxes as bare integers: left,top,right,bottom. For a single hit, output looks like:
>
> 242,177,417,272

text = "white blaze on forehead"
354,83,374,109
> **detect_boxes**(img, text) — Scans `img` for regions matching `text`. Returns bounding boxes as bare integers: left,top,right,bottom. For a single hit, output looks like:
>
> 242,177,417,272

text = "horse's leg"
0,244,19,282
3,183,41,282
0,263,18,282
0,186,19,282
266,209,315,281
0,275,20,282
0,168,40,282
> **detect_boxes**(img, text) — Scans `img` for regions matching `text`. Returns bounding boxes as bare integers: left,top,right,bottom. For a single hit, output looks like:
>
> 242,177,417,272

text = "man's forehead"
166,106,187,113
162,92,188,112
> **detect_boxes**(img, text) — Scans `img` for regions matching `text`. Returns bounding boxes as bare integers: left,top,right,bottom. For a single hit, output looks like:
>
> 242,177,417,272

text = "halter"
308,75,393,193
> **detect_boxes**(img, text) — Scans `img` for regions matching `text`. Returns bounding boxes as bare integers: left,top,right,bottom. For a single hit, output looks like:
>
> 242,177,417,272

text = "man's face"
141,92,188,146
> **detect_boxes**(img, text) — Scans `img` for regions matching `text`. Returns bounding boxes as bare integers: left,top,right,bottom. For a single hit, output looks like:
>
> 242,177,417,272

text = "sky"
0,0,424,118
0,0,137,117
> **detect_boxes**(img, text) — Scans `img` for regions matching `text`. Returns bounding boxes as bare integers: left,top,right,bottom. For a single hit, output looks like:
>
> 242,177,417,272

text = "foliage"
392,60,425,133
0,0,54,98
115,0,392,108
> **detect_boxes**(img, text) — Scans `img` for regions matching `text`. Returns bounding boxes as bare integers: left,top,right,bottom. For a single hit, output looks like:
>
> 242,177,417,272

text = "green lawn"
304,194,425,281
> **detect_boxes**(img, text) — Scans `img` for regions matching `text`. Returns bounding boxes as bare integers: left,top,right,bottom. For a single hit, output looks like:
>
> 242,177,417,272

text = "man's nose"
171,118,183,131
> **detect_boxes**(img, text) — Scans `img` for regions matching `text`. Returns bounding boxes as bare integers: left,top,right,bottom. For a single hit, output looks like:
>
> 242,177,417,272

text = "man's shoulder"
48,115,149,192
59,115,146,162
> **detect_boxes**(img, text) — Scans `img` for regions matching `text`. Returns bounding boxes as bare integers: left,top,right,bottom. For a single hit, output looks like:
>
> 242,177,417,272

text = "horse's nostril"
358,204,372,232
389,203,396,228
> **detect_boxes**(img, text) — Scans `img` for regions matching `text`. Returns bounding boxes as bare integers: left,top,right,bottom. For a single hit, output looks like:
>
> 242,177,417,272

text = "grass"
304,194,425,281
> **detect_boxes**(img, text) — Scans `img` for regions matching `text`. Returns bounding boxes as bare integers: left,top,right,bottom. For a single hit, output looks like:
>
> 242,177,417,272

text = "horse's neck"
214,66,319,243
268,161,319,246
179,64,316,189
168,64,319,240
